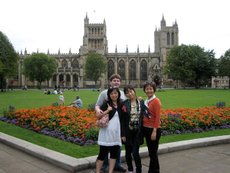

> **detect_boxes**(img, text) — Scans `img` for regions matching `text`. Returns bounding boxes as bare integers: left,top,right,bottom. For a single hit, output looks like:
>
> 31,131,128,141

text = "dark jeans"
102,146,122,170
143,127,161,173
125,132,142,173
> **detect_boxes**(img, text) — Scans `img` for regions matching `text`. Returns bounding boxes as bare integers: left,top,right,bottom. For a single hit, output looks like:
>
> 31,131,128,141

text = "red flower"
122,105,127,112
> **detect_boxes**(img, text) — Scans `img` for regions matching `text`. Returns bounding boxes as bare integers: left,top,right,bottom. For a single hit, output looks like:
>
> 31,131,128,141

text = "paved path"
0,142,69,173
77,143,230,173
0,133,230,173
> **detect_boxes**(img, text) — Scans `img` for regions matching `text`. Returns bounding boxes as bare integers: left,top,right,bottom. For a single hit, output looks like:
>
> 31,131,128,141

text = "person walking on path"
143,81,162,173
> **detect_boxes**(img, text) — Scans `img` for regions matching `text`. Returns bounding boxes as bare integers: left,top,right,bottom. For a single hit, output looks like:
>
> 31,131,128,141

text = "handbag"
96,114,109,128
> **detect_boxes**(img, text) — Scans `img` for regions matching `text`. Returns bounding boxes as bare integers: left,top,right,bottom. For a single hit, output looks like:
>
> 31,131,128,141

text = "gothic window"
108,60,115,79
140,60,147,80
171,32,175,45
153,64,161,73
66,74,71,82
59,74,64,82
167,32,170,45
101,27,103,35
73,74,78,83
52,75,57,81
62,59,68,68
118,60,125,80
72,59,79,68
129,60,136,80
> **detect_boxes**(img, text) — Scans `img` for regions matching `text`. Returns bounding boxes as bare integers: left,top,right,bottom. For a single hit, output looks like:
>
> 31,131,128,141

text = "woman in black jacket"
122,85,147,173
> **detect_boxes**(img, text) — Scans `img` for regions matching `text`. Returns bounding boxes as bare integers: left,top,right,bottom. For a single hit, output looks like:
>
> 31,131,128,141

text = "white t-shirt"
97,111,122,146
59,95,64,101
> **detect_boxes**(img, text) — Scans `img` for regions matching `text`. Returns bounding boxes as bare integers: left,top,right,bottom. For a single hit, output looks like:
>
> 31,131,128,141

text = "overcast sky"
1,0,229,58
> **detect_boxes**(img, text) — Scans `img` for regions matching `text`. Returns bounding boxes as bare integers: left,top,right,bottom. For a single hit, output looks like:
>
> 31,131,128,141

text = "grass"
0,88,230,158
0,88,229,114
0,89,101,113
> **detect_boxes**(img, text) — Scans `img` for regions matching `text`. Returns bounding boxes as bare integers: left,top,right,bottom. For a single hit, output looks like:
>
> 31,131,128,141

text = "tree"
85,51,106,87
23,53,57,88
218,49,230,88
0,31,19,91
165,44,216,88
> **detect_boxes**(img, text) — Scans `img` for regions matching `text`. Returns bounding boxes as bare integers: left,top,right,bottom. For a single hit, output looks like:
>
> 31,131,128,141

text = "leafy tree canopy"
23,53,57,88
165,44,216,88
0,31,18,91
85,51,106,86
218,49,230,77
218,49,230,88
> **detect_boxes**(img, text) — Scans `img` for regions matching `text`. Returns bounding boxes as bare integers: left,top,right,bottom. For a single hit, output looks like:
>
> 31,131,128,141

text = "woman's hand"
107,103,112,112
95,108,104,119
151,130,157,141
121,137,126,143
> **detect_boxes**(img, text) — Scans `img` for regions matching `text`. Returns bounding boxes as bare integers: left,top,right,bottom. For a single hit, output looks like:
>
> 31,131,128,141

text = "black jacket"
122,99,146,145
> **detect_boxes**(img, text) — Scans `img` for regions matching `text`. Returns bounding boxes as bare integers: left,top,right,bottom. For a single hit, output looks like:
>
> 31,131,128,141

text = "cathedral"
13,14,179,89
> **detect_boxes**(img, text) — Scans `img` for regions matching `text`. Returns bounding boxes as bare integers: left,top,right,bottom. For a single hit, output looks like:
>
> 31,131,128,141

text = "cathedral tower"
79,13,108,55
154,15,179,81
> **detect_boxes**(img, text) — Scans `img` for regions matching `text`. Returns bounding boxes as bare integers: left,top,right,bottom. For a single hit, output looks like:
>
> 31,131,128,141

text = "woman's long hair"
107,87,121,107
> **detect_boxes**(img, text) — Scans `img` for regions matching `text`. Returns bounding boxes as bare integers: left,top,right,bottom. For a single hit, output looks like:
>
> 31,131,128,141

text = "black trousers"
125,131,142,173
143,127,161,173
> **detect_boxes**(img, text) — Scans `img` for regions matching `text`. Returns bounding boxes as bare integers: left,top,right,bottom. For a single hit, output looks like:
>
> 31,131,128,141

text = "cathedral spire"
24,48,27,55
115,45,117,53
161,14,166,27
84,13,89,24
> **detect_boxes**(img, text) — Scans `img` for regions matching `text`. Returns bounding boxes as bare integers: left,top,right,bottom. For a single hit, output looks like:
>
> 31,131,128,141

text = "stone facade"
211,76,229,88
11,14,179,89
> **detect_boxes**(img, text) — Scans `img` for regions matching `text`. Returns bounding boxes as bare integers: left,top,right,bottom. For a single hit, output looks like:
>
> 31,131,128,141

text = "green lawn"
0,88,229,114
0,88,229,158
0,89,100,114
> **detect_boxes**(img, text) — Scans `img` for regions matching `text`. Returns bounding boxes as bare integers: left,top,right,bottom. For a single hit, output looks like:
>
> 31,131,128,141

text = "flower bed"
1,106,98,145
161,106,230,135
1,106,230,145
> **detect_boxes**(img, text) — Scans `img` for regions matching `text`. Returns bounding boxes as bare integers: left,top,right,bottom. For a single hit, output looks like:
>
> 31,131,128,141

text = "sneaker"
100,168,106,173
114,166,126,172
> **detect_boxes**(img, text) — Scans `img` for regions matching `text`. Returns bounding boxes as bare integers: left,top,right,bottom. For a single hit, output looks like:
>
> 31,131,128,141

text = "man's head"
109,74,121,88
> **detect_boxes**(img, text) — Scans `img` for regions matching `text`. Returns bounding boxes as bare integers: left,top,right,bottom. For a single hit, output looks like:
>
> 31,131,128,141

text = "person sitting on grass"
69,96,83,108
58,92,64,106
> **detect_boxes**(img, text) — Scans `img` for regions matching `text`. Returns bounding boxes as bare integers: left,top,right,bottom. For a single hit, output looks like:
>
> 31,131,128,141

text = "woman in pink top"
143,81,162,173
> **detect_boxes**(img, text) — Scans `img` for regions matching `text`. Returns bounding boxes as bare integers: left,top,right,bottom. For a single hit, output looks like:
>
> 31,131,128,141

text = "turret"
161,14,166,28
